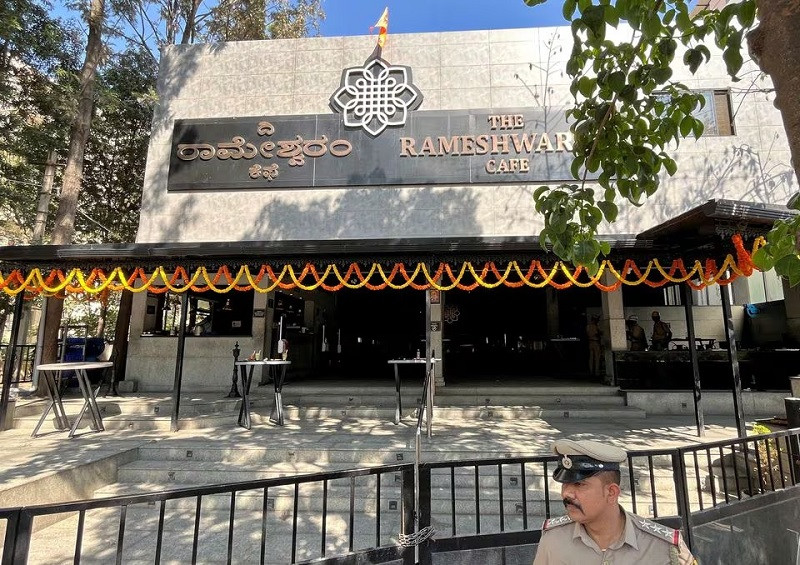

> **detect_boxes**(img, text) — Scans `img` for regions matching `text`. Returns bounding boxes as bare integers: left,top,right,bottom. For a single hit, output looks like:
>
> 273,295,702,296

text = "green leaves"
597,200,618,222
751,216,800,286
683,48,704,74
561,0,577,20
722,44,744,80
522,0,758,272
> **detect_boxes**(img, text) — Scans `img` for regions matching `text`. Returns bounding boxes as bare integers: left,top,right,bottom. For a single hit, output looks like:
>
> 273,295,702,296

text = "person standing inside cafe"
586,314,603,377
650,310,672,351
625,316,647,351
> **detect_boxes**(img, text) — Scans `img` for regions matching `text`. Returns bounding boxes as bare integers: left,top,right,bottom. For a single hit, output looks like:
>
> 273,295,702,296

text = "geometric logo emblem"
330,58,423,137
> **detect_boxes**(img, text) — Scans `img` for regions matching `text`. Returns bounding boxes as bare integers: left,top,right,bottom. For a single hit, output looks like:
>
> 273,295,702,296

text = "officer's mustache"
563,497,583,513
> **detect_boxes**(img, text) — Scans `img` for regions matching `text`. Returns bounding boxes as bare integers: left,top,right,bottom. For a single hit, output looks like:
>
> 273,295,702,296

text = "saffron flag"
370,7,389,48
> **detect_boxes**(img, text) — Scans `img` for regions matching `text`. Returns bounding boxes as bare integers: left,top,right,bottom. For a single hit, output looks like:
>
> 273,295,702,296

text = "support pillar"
600,271,626,385
170,293,189,432
720,283,746,438
259,290,276,385
430,290,444,386
545,287,559,338
680,284,705,437
730,276,752,305
0,294,24,431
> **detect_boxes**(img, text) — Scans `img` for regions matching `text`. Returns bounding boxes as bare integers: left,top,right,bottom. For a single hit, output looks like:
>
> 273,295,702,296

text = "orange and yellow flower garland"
0,235,763,297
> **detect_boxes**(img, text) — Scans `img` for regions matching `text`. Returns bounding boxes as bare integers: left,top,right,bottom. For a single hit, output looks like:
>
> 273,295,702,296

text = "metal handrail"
405,350,437,560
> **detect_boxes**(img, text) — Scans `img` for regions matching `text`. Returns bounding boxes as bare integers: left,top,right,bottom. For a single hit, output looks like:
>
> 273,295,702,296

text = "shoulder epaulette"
631,516,680,546
542,515,573,530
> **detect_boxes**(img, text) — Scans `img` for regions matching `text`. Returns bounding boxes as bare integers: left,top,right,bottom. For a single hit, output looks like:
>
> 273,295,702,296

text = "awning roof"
0,234,649,271
0,199,785,294
638,199,795,244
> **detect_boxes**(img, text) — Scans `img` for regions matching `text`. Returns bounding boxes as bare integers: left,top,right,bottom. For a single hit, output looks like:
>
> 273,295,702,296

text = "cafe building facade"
124,25,797,392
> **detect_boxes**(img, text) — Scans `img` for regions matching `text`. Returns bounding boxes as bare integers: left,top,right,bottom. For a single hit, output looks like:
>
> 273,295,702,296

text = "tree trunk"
181,0,202,44
112,290,133,385
40,0,105,365
748,1,800,187
95,299,108,337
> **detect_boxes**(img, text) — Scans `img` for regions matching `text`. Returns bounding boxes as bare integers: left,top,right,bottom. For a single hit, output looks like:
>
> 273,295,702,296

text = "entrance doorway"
443,286,602,383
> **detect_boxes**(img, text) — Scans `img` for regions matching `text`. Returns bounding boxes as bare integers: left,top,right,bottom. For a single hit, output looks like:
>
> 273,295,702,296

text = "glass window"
656,89,734,136
142,290,254,336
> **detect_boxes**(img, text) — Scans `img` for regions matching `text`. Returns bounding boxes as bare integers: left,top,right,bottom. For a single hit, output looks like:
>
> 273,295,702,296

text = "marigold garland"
0,236,765,297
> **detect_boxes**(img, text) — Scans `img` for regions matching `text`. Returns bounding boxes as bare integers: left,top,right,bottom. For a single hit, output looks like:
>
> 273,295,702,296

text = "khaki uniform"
651,320,671,351
532,510,697,565
586,321,602,376
627,324,647,351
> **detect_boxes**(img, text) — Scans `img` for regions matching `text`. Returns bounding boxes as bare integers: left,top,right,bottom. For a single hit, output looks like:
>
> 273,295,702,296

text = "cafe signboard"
168,57,576,191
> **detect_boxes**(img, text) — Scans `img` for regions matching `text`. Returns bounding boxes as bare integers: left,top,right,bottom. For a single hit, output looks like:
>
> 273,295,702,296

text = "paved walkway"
0,401,757,508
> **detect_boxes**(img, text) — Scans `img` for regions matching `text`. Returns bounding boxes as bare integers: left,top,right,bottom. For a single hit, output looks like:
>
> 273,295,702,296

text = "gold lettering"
276,136,305,166
329,139,352,157
176,143,215,161
302,135,328,158
491,134,510,154
555,132,574,152
419,137,437,156
460,136,475,155
510,133,537,154
400,137,417,157
488,114,525,130
217,136,257,160
536,133,555,153
475,134,490,155
257,121,275,136
485,158,530,174
437,136,460,155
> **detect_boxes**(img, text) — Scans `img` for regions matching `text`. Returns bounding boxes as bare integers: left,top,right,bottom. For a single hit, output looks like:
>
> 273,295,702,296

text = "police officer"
532,439,697,565
625,315,648,351
586,314,603,377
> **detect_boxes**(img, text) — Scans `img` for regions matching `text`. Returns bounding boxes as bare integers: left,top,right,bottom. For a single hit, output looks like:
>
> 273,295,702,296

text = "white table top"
235,359,291,365
387,358,441,364
37,361,113,371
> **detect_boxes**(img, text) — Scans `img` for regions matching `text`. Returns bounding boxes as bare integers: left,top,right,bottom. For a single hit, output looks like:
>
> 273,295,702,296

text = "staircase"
13,380,644,433
13,381,662,563
20,434,702,564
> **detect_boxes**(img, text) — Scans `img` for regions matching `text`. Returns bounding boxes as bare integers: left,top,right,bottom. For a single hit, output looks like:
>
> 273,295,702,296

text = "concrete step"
244,405,645,422
12,413,237,432
134,444,543,465
113,460,690,506
432,406,644,419
435,385,622,396
12,396,239,418
432,394,627,407
249,392,626,408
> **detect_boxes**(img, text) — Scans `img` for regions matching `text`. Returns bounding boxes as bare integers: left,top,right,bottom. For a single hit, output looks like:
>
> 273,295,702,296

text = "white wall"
136,26,796,244
126,291,269,391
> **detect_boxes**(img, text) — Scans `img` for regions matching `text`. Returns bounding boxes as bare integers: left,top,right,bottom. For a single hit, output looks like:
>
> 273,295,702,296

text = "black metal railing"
0,344,36,384
1,429,799,564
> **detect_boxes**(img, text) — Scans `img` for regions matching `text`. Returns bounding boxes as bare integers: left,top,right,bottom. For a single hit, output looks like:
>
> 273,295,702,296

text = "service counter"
613,348,799,390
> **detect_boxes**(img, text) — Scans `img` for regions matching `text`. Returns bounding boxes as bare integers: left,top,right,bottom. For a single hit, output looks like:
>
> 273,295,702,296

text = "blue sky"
319,0,568,37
